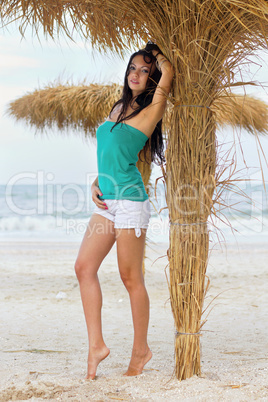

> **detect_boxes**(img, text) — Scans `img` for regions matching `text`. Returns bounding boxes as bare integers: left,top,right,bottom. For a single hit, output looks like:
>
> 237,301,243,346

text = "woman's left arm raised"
144,50,174,125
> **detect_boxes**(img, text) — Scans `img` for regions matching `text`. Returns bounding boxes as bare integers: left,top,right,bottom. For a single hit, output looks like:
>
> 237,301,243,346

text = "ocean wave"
1,183,267,244
0,215,58,232
0,214,267,245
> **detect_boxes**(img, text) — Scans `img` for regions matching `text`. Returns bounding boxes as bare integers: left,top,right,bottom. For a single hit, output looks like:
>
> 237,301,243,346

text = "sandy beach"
0,238,267,401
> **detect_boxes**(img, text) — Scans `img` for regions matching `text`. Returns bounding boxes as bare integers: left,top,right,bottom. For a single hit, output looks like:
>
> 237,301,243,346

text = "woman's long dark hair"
109,49,165,165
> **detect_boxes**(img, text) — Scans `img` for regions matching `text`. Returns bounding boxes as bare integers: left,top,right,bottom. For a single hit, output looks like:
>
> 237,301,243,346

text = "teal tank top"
96,120,149,201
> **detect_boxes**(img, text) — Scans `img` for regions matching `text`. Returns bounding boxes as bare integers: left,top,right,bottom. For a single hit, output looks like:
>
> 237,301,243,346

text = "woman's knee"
74,258,97,281
120,269,144,292
74,258,84,280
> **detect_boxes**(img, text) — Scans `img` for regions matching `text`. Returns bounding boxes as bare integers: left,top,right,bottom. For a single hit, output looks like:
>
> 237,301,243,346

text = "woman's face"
127,54,154,96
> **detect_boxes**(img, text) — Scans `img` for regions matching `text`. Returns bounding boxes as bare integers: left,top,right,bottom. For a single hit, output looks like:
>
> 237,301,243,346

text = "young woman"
74,42,174,380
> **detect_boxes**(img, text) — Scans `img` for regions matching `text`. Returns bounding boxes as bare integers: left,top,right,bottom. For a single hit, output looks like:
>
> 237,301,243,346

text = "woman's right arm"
91,176,107,209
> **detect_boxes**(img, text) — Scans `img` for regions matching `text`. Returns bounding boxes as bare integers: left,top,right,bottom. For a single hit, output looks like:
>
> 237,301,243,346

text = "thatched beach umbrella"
8,83,268,136
7,83,123,136
2,0,268,380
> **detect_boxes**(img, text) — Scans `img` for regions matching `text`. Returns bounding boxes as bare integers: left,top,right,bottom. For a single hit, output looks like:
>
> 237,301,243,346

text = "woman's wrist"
151,47,173,73
155,54,172,72
92,177,99,188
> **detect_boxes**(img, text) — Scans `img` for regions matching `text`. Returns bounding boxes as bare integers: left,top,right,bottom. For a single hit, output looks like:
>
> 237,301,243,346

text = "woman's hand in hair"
144,41,162,55
152,50,173,74
145,40,173,74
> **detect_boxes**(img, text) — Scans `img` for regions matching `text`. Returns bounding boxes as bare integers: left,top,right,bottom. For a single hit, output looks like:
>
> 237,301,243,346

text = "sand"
0,238,267,401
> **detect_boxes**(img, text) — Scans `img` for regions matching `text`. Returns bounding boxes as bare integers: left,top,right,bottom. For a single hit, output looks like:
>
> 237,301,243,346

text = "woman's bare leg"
75,213,116,379
116,228,152,376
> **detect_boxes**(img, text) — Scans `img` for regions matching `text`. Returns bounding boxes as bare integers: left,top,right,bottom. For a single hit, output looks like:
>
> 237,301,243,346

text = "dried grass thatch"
212,94,268,135
8,83,268,136
8,83,122,136
2,0,268,380
0,1,147,54
160,1,268,380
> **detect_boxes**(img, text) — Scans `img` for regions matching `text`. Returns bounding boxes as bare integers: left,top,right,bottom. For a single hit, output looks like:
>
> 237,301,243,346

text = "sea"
0,181,267,245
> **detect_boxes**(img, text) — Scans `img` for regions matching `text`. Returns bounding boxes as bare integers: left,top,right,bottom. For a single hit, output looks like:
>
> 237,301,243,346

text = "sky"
1,24,268,187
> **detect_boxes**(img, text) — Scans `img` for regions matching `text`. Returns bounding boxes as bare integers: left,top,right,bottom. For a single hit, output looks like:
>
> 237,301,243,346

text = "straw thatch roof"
0,1,147,54
212,94,268,135
7,83,122,135
1,1,268,58
8,84,268,136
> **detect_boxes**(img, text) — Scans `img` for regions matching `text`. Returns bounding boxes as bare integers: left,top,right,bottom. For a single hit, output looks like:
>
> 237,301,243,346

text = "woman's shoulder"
107,103,123,122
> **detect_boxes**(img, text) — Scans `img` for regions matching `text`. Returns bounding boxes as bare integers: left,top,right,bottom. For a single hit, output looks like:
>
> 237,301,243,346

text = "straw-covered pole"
161,0,268,379
165,105,216,378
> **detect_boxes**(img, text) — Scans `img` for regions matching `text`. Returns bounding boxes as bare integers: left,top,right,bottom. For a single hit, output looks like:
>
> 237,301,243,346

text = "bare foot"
123,347,152,376
85,345,110,380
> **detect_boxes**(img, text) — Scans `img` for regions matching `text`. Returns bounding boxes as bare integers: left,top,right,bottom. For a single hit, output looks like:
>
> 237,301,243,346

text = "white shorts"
93,199,151,238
